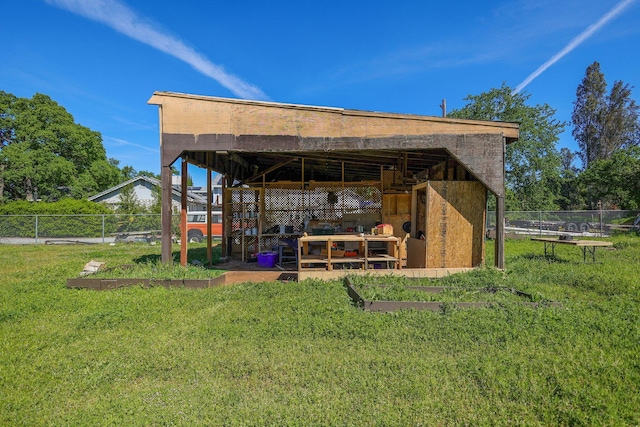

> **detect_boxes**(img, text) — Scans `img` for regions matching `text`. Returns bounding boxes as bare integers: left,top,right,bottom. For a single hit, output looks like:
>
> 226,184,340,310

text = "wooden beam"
221,175,228,258
246,158,298,182
206,156,213,266
163,133,507,196
229,152,250,169
180,159,188,266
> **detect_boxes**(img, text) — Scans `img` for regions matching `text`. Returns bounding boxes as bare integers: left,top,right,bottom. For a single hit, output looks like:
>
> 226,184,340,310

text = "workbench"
298,234,401,271
531,237,613,262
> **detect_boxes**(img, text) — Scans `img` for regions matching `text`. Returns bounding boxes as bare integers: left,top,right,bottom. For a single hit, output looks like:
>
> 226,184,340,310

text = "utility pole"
440,99,447,117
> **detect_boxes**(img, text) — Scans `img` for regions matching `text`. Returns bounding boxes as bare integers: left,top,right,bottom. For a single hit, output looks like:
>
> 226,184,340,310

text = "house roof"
88,175,206,204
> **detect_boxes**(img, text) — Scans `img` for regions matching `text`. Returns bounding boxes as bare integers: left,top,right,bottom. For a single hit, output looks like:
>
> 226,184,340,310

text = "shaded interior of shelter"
186,148,464,184
180,145,490,277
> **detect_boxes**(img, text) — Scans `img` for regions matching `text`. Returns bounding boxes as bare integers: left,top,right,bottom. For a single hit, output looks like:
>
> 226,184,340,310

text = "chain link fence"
1,210,638,244
487,210,640,237
0,214,179,244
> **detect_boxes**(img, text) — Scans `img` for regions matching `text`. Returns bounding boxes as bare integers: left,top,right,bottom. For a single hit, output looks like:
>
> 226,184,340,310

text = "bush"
0,199,112,215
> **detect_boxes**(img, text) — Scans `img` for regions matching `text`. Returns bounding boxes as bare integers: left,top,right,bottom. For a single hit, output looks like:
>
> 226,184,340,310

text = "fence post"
102,214,105,244
599,207,603,237
35,215,39,244
539,211,542,236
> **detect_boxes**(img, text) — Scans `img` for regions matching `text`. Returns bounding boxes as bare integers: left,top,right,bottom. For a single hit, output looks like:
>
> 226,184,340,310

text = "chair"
278,238,298,267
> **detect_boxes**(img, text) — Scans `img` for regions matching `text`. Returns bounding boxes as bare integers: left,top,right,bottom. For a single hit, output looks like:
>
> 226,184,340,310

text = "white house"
88,176,209,211
187,174,224,206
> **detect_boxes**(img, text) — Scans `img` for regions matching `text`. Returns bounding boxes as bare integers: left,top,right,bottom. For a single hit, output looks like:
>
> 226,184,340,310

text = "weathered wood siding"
149,92,518,139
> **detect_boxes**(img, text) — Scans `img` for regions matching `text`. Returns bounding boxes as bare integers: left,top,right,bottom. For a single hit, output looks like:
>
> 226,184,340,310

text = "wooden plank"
298,267,473,281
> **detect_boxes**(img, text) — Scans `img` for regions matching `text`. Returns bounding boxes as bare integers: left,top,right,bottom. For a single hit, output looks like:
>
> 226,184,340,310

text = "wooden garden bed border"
344,277,560,312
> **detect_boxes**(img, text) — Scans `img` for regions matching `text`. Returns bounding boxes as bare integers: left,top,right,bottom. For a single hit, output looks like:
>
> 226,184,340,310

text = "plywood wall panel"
396,194,411,214
426,181,485,268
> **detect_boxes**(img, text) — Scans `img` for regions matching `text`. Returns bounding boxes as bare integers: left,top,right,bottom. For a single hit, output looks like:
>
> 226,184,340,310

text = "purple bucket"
257,251,278,268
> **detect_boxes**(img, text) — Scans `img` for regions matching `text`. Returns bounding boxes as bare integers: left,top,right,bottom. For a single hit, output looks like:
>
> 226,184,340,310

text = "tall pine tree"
572,62,640,167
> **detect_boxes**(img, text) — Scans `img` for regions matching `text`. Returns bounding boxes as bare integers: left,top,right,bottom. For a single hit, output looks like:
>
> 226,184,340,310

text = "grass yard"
1,236,639,426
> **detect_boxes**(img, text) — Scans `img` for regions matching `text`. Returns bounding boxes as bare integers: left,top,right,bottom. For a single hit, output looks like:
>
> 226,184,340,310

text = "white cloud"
513,0,637,94
44,0,268,100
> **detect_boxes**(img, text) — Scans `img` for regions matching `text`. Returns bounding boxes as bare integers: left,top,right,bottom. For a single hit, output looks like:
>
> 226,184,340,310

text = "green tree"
557,148,584,210
138,170,161,180
0,91,122,201
121,165,137,180
75,159,124,197
117,183,142,214
579,147,640,209
0,91,18,201
572,62,640,167
149,183,162,214
449,84,566,211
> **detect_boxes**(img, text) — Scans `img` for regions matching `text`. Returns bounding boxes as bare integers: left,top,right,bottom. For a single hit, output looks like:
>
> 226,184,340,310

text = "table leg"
364,240,369,270
583,246,597,262
543,241,556,257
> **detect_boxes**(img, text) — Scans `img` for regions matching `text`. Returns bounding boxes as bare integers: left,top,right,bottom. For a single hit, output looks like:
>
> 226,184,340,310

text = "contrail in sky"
105,136,159,153
513,0,636,94
44,0,269,100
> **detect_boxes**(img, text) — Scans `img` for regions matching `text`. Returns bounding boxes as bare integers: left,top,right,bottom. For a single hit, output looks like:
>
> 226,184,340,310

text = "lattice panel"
263,185,382,231
228,188,261,216
264,187,306,232
226,188,263,260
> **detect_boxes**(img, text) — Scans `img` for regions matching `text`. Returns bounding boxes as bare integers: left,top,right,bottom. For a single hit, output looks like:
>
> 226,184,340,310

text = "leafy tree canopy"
579,147,640,210
449,84,566,211
0,91,123,201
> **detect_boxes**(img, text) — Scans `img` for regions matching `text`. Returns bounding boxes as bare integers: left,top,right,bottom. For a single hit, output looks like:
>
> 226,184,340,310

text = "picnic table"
531,237,613,263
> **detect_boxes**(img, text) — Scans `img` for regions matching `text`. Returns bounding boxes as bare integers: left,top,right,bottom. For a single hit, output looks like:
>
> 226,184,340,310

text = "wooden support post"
180,159,188,266
495,136,506,270
495,194,505,269
221,174,227,258
206,158,213,266
161,160,173,264
342,161,345,213
301,158,305,213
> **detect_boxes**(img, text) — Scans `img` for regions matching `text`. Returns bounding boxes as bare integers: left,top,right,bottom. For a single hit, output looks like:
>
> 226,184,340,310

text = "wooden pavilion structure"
148,92,518,276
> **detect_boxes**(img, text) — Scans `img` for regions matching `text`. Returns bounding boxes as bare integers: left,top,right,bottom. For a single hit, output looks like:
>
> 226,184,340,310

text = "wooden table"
298,234,401,271
531,237,613,262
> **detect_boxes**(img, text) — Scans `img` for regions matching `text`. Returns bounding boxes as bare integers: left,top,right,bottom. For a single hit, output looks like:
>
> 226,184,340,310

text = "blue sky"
4,0,639,186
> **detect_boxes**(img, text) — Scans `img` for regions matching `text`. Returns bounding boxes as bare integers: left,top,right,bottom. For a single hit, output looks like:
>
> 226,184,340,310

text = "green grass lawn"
1,237,639,426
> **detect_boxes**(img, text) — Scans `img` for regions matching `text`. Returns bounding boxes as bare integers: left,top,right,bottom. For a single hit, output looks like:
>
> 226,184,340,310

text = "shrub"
0,199,112,215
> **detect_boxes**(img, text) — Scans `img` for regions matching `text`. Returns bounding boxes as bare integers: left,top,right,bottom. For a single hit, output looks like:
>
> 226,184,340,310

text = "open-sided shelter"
148,92,518,277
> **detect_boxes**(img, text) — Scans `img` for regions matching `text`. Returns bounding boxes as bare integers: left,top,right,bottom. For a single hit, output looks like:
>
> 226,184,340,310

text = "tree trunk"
25,177,34,202
0,164,4,202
